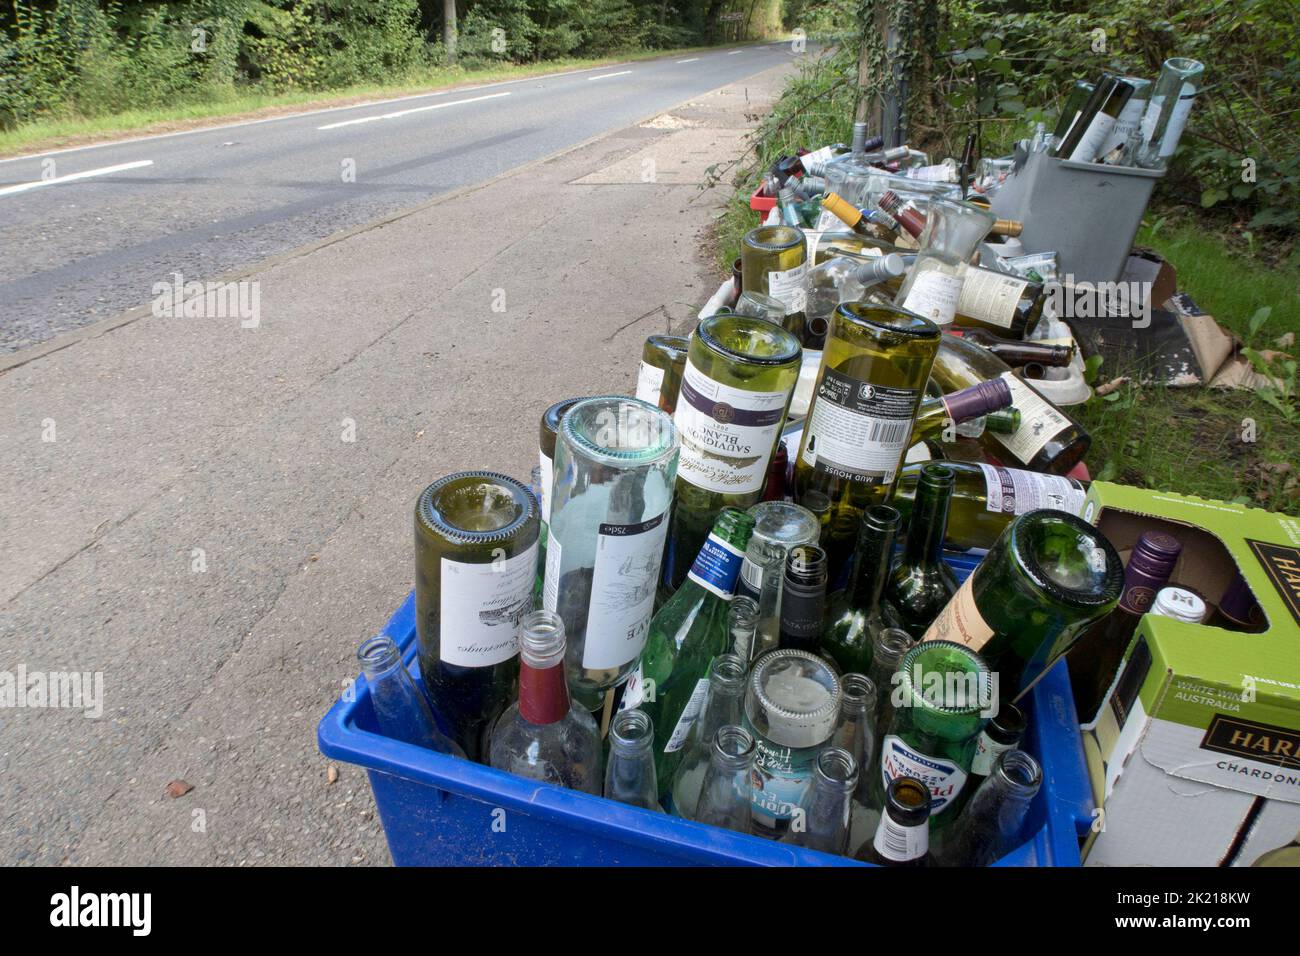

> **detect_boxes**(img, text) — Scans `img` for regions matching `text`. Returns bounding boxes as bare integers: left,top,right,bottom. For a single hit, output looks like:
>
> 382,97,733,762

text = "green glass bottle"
661,314,801,595
414,472,540,761
922,509,1123,700
888,464,959,638
892,460,1088,552
635,334,690,415
872,640,992,838
823,504,904,675
741,225,808,338
793,302,940,574
632,506,756,798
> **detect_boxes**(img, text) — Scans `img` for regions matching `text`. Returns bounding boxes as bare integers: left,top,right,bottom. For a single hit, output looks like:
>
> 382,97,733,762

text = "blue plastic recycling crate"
317,553,1094,866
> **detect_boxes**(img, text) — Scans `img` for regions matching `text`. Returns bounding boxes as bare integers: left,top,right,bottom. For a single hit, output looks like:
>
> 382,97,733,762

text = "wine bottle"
544,397,679,710
778,544,829,654
820,191,904,243
1059,76,1135,163
804,252,907,332
823,504,904,676
809,230,906,265
793,302,940,573
894,197,996,328
908,378,1013,446
953,328,1074,368
951,266,1047,337
858,776,933,866
1052,79,1096,143
1099,76,1152,158
892,460,1088,551
661,314,801,594
813,122,888,229
1137,58,1204,168
1153,585,1207,624
931,334,1091,475
1067,531,1182,723
889,464,959,638
538,398,585,553
415,471,539,761
635,506,755,797
736,500,822,656
741,225,809,337
488,610,601,792
762,439,789,501
922,509,1123,699
1210,571,1267,632
635,334,690,414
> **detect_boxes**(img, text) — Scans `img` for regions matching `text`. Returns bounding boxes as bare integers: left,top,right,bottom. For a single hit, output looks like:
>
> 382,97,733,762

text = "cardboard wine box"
1076,483,1300,866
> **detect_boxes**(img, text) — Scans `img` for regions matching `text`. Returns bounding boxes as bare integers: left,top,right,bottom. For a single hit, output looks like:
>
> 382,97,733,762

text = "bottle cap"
1152,586,1207,624
820,192,863,228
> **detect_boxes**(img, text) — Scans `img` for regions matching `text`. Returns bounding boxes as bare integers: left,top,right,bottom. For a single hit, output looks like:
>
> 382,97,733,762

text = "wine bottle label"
901,269,964,326
990,373,1073,465
971,730,1015,776
663,677,710,753
541,535,562,612
439,544,538,668
802,145,837,168
873,814,929,862
634,361,665,407
674,358,791,496
955,270,1028,330
618,661,644,712
1101,95,1149,156
799,367,917,485
921,574,994,652
977,463,1086,516
582,513,670,669
1066,111,1116,163
905,163,956,183
1158,87,1196,158
880,734,967,816
538,449,554,523
766,262,808,315
686,532,747,600
751,736,814,826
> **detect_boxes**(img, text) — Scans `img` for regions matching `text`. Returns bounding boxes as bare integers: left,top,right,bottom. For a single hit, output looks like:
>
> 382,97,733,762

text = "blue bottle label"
880,734,968,815
686,533,746,600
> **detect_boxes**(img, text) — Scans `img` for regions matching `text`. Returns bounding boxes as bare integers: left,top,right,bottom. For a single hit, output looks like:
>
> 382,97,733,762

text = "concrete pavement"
0,59,796,864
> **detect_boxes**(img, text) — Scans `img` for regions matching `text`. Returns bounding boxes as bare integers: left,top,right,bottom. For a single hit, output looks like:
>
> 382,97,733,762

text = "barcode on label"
868,419,908,444
881,819,911,856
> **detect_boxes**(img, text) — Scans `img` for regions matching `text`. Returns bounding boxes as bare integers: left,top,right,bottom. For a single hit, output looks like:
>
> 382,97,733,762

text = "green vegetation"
711,1,1299,514
0,0,783,138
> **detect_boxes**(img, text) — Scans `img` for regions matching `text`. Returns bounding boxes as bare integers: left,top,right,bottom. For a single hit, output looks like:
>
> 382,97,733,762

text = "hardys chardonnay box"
1076,483,1300,866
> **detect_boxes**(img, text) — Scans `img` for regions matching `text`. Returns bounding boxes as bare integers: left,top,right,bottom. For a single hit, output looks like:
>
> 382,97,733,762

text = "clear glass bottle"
744,649,843,837
814,121,886,228
669,652,749,818
830,673,878,842
727,596,761,662
1137,58,1204,168
736,500,821,656
824,505,904,676
415,471,539,761
735,290,788,327
689,725,757,834
543,396,679,710
922,510,1123,700
785,747,858,856
888,463,959,638
636,507,756,797
661,314,801,595
893,197,995,327
604,709,663,812
942,749,1042,866
488,611,601,793
869,627,916,731
793,302,940,575
804,253,907,332
358,635,466,758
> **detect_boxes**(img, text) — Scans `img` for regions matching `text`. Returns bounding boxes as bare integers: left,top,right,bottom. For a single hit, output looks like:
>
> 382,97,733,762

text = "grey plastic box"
990,152,1164,285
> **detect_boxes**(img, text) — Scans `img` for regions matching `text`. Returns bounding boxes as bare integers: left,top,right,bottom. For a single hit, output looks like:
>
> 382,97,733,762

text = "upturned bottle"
888,463,959,638
488,611,601,793
634,507,756,797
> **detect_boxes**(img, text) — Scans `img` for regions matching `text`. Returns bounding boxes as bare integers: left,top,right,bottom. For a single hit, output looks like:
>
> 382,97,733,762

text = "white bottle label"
766,262,808,315
955,269,1028,330
971,730,1014,777
873,814,929,862
880,734,968,816
1158,87,1196,158
674,357,792,495
1066,111,1116,163
439,543,538,668
921,573,995,652
619,661,644,712
635,361,665,406
541,535,562,612
538,448,554,524
582,512,670,669
664,678,710,753
977,463,1086,516
990,373,1073,465
802,145,837,168
814,208,840,231
906,163,956,183
901,269,964,326
1101,95,1148,156
799,368,917,486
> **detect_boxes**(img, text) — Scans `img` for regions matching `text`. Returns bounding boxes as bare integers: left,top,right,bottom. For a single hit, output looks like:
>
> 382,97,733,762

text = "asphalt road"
0,43,800,353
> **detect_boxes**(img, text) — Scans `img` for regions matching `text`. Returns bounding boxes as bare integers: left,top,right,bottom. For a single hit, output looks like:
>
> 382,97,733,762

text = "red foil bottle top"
518,660,571,725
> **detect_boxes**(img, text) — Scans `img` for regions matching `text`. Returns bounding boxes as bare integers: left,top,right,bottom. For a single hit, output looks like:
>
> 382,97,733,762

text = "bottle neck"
850,525,895,612
903,478,952,567
518,657,570,724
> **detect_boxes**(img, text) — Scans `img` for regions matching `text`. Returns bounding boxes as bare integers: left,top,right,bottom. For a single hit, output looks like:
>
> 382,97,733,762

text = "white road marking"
728,50,742,55
317,92,512,130
588,71,633,81
676,58,700,64
0,159,153,198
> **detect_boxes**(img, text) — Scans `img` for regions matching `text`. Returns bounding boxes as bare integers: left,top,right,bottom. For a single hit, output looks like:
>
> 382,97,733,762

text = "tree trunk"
443,0,457,64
